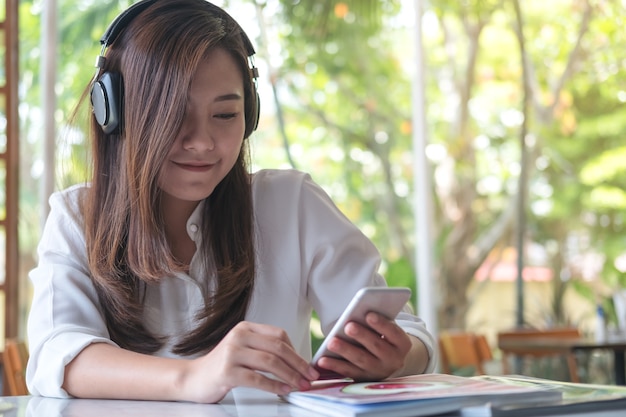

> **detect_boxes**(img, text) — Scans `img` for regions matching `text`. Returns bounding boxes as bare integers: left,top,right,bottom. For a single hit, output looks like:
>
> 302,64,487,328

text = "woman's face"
158,47,246,205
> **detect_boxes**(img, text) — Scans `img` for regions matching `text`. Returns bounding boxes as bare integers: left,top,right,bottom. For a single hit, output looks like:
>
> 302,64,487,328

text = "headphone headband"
98,0,256,58
100,0,159,48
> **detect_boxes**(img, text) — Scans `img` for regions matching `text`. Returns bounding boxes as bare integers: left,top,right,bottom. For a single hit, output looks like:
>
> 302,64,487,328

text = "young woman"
26,0,435,403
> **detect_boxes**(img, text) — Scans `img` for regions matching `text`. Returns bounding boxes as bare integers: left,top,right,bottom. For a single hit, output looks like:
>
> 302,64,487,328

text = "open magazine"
282,373,562,417
462,375,626,416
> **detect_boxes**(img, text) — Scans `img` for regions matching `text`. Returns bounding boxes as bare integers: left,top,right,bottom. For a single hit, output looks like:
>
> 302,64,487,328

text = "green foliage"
278,0,398,42
271,0,416,265
385,257,417,305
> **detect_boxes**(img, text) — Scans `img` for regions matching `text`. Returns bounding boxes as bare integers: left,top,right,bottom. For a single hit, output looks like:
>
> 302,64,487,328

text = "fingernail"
299,379,312,390
368,312,380,322
308,366,320,380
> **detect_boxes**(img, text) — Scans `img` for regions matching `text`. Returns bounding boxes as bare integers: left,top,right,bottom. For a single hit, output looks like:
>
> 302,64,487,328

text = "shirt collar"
185,200,205,242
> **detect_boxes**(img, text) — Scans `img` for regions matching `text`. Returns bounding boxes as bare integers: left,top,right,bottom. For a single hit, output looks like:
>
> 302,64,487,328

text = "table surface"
2,388,626,417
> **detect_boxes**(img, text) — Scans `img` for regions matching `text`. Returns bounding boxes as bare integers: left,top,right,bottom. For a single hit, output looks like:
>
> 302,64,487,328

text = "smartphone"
311,286,411,377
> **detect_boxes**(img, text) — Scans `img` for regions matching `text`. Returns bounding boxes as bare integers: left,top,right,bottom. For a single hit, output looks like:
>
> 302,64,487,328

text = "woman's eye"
215,113,237,120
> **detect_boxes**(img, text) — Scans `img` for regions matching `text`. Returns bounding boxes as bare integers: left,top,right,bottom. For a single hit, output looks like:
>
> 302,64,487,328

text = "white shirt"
26,169,436,397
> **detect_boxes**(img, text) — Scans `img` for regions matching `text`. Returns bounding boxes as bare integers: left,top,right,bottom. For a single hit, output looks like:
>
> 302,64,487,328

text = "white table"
5,389,310,417
2,388,626,417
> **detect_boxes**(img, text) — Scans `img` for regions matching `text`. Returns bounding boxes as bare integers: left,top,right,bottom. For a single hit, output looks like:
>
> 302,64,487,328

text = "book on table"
282,373,562,417
461,375,626,417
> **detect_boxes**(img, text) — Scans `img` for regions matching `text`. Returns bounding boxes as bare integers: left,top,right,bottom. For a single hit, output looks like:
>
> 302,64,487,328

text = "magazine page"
287,374,560,405
462,375,626,417
283,373,561,417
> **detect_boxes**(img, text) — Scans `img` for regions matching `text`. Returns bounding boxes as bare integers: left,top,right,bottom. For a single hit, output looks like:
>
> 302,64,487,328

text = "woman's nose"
182,120,216,151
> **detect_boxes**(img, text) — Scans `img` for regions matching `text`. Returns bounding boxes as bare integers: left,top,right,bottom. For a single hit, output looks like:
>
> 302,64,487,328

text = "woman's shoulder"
251,168,311,188
47,183,89,222
251,169,319,214
37,183,90,254
251,168,317,198
50,182,87,204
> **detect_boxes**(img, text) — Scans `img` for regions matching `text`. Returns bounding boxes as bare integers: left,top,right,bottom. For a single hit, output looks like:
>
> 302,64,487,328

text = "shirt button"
189,224,199,233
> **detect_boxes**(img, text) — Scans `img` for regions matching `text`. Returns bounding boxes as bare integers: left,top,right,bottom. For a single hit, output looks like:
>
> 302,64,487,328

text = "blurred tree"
268,0,626,329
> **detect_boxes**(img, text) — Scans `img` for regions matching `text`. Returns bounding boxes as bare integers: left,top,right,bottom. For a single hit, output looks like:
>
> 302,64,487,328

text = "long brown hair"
80,0,257,355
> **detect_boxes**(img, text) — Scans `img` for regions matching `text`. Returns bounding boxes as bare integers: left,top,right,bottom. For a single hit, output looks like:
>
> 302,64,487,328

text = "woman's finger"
232,323,319,381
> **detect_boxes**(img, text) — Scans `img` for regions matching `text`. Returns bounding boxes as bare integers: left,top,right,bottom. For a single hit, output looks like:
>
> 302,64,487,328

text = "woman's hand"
181,321,319,403
315,312,427,381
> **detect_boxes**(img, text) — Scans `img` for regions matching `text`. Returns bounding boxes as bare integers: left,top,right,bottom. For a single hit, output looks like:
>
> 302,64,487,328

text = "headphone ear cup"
91,72,123,134
254,91,260,131
244,86,260,138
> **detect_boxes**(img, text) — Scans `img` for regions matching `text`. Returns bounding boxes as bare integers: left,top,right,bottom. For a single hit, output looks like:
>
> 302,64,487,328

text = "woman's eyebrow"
185,93,243,106
214,93,242,102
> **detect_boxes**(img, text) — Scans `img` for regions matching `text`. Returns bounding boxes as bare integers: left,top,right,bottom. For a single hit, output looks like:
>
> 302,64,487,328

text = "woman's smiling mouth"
173,161,215,172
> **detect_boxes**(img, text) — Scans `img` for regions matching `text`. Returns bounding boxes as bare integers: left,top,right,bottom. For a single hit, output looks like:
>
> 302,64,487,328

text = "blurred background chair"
497,327,581,382
2,338,28,396
439,330,493,376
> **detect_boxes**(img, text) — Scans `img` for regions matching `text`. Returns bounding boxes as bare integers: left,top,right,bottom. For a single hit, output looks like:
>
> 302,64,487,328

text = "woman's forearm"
62,322,317,403
63,342,192,402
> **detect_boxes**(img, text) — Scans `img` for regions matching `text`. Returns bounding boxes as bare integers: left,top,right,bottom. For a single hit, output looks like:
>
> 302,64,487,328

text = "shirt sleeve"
289,171,437,372
26,187,117,398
